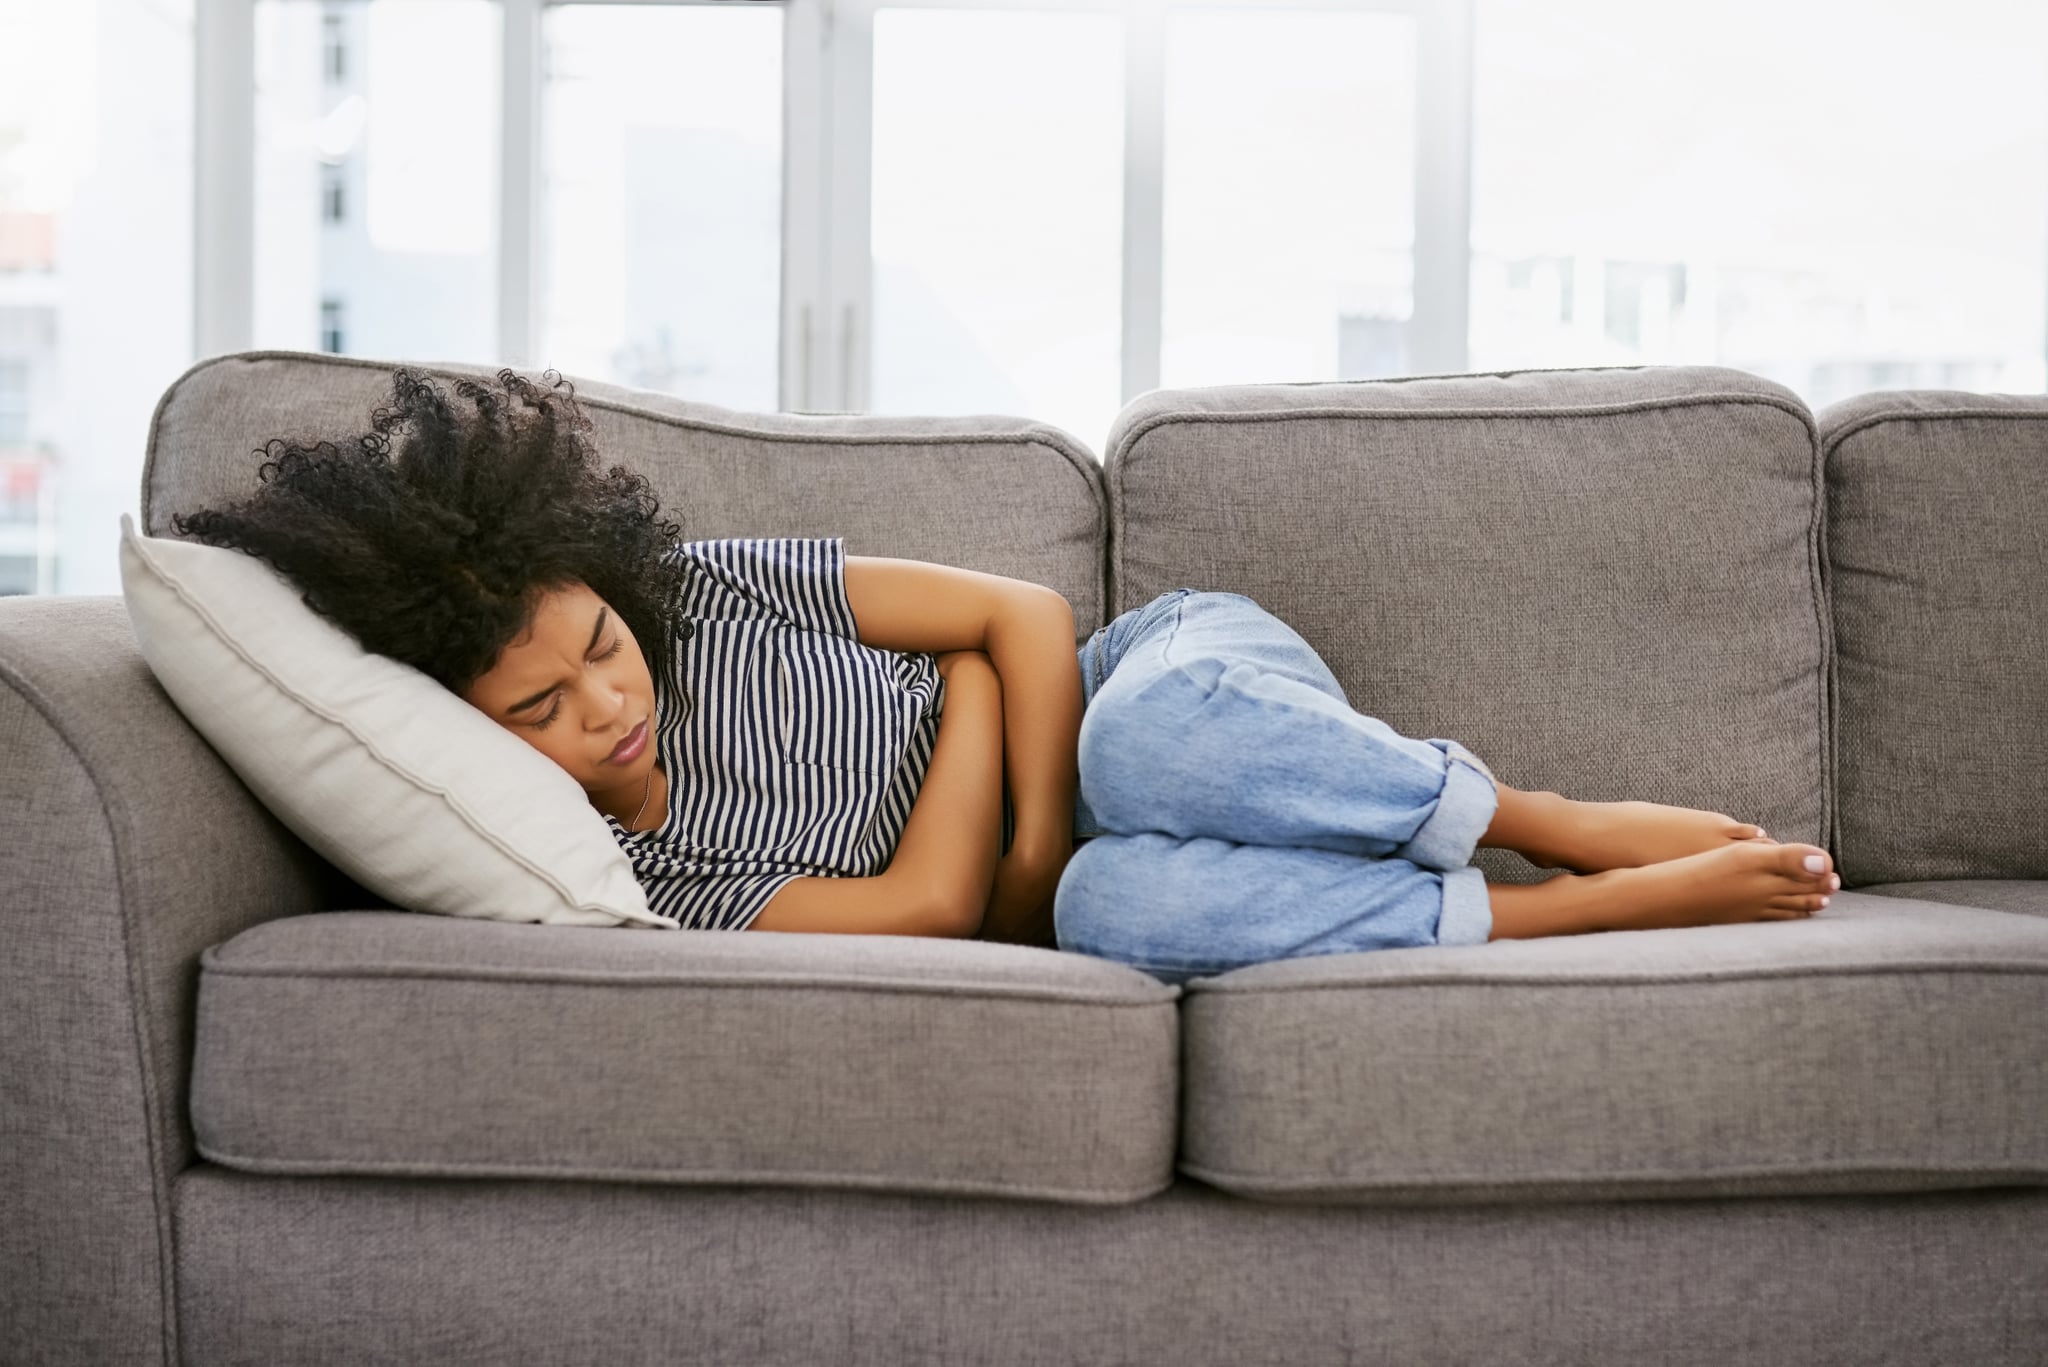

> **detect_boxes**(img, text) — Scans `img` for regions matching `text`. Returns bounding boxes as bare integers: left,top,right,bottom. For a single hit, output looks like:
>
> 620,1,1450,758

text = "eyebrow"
505,607,609,716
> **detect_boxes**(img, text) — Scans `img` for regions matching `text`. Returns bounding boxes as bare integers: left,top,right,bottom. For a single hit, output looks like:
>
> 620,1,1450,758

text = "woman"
172,366,1838,982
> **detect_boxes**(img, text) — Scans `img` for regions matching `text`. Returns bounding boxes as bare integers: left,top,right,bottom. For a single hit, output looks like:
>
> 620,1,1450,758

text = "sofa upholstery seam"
1182,962,2048,995
1108,390,1817,469
1798,399,1834,881
197,959,1183,1005
0,648,181,1367
1177,1159,2048,1189
191,1143,1175,1207
1818,405,2048,461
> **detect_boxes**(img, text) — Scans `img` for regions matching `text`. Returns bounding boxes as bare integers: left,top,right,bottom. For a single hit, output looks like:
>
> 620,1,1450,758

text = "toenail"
1830,874,1841,890
1819,897,1830,907
1803,854,1825,872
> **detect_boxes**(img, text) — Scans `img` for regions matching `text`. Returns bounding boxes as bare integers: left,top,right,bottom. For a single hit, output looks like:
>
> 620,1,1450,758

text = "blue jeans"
1060,589,1501,985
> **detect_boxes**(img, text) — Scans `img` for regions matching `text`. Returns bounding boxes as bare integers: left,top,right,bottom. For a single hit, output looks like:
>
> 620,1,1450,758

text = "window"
865,7,1124,449
321,160,345,224
825,0,1445,449
0,358,28,445
0,554,35,596
540,4,783,411
254,0,500,362
1469,0,2048,407
1159,9,1418,391
321,297,345,353
3,0,190,596
322,11,345,83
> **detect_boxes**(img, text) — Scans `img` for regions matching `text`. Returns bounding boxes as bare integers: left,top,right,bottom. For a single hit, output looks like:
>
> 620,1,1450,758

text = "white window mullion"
196,0,256,359
1411,0,1472,375
782,0,829,411
500,0,542,367
825,0,873,412
1122,0,1165,407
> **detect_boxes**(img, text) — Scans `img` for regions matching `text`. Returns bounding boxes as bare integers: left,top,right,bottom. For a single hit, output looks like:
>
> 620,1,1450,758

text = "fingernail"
1803,854,1825,873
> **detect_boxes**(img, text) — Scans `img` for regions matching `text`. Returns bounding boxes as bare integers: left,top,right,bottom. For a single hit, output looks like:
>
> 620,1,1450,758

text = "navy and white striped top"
602,536,1011,930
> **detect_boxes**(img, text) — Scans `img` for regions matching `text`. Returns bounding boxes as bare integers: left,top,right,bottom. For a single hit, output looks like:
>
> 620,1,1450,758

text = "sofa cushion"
118,515,670,931
1103,365,1827,886
192,912,1180,1204
144,349,1110,635
1178,892,2048,1205
1816,389,2048,886
1855,880,2048,918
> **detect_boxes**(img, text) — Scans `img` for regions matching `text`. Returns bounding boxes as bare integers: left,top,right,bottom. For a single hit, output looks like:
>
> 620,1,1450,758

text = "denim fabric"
1060,590,1501,985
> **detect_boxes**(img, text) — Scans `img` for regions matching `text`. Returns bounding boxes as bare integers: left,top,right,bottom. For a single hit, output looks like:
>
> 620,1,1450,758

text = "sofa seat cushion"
1179,892,2048,1205
1855,880,2048,919
193,912,1180,1204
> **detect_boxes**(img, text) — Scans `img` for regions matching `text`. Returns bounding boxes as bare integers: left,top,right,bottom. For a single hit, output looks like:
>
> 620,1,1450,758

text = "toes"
1779,845,1834,882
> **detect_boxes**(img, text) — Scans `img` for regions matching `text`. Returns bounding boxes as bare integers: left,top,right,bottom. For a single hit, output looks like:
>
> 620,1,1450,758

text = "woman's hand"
977,832,1074,949
932,649,1070,948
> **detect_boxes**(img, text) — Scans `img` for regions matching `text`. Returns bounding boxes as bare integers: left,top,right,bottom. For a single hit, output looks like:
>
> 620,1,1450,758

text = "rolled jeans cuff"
1435,864,1494,946
1392,739,1501,873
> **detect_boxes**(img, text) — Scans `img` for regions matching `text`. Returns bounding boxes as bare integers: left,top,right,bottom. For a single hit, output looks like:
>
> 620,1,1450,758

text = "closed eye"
530,638,626,731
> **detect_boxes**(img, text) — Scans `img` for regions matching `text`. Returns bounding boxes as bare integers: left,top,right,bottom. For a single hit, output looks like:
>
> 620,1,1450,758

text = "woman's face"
460,582,659,818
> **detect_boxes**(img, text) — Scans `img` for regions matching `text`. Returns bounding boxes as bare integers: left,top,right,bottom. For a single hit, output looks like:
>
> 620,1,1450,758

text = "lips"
607,719,649,764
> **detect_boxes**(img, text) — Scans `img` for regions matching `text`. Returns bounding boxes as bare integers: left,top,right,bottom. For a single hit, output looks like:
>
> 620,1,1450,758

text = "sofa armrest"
0,595,361,1363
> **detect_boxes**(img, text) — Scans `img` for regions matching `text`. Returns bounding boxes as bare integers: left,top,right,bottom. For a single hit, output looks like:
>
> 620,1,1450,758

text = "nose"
588,681,629,731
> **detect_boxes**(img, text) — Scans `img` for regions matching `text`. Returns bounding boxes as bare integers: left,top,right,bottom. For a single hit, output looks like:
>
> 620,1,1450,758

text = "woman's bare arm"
881,650,1006,934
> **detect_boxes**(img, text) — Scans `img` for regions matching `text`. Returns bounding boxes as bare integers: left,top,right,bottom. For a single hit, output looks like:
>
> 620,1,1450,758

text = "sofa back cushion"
1103,366,1827,884
143,350,1109,635
1817,390,2048,885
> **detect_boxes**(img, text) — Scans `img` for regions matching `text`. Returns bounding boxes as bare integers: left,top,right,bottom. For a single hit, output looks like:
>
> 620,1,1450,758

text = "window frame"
195,0,1473,410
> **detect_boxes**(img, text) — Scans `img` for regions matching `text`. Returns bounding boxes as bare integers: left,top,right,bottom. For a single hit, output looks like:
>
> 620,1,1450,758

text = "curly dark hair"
170,365,695,696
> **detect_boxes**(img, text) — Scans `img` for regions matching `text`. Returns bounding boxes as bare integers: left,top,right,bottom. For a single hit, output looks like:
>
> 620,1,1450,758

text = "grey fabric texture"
193,910,1181,1204
1815,388,2048,886
0,595,363,1366
144,349,1110,637
1855,879,2048,918
1104,365,1828,887
174,1167,2048,1367
1179,892,2048,1204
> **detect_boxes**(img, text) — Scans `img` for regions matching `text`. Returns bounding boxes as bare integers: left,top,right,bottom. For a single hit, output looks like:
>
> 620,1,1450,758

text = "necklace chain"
629,766,654,829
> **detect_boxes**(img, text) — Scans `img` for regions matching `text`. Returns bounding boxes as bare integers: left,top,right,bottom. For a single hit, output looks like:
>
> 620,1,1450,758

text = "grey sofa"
4,350,2045,1366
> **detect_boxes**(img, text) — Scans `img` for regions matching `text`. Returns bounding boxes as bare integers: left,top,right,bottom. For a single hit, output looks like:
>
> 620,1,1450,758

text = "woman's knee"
1075,670,1172,820
1053,835,1151,955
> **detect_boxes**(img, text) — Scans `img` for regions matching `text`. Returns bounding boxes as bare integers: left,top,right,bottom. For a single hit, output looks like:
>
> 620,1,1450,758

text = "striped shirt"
602,535,1012,930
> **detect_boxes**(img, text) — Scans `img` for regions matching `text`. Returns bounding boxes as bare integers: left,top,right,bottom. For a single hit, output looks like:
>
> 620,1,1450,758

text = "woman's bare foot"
1485,841,1836,940
1483,787,1771,874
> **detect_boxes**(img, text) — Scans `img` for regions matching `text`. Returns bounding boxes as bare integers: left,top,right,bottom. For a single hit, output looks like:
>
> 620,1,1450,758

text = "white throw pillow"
117,513,674,929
